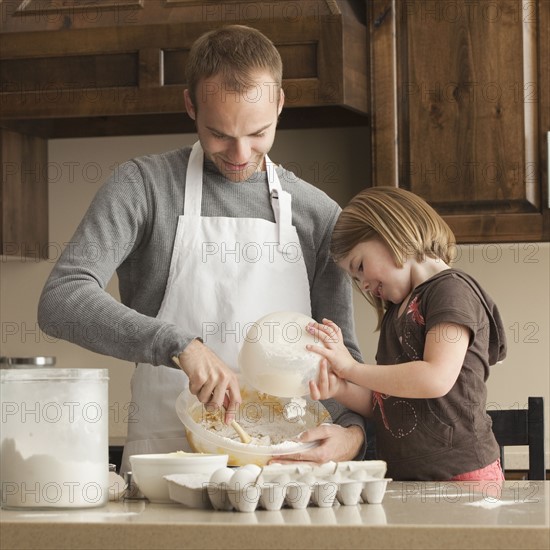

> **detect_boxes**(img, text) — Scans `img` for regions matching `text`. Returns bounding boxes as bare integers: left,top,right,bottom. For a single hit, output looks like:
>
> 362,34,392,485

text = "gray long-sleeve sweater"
38,146,367,447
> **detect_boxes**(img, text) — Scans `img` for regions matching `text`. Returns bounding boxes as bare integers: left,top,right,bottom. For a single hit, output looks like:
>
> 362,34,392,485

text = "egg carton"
164,460,391,513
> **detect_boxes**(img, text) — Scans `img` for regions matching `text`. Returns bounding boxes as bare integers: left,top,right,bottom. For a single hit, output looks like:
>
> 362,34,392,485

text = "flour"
464,499,518,509
200,412,305,446
194,394,310,447
0,368,109,509
283,397,307,421
0,438,108,509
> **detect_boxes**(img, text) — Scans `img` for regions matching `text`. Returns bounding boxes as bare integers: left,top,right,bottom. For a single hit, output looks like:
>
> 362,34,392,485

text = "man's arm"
37,161,193,367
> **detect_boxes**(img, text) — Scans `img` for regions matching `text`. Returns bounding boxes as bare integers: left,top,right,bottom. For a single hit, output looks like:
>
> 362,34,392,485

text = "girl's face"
337,237,413,304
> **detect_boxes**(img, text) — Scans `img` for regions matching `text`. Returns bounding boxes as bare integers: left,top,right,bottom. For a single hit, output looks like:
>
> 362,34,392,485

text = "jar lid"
0,356,56,367
0,368,109,381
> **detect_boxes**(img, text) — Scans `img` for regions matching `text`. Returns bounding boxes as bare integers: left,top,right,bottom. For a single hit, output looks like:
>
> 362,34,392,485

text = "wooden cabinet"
369,0,549,242
0,0,368,258
0,0,368,137
5,1,546,246
0,129,48,259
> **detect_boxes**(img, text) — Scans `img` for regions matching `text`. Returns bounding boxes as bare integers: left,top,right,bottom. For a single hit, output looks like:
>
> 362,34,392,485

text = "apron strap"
183,141,204,216
266,157,295,253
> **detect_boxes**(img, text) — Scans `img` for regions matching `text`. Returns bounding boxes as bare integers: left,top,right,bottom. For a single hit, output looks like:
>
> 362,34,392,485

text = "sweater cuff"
323,398,367,460
337,415,368,461
153,324,194,368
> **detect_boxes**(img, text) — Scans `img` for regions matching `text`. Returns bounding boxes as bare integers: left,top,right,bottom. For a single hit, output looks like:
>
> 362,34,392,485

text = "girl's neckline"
396,267,454,319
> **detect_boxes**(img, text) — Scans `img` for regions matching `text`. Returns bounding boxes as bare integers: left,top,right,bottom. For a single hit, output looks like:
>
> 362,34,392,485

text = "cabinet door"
370,0,549,242
0,129,48,259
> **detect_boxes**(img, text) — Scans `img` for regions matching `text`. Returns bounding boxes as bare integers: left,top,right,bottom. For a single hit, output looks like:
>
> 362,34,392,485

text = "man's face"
184,71,284,183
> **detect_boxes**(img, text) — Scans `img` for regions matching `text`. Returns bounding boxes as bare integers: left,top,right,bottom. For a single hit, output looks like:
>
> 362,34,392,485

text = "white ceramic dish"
129,452,228,503
164,474,212,509
175,385,330,466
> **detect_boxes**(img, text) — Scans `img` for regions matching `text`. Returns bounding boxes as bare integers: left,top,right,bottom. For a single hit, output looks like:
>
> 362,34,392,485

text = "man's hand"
270,424,364,464
177,339,241,423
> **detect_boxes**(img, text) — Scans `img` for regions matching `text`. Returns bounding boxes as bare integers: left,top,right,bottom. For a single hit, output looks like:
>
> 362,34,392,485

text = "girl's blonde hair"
185,25,283,109
331,187,456,327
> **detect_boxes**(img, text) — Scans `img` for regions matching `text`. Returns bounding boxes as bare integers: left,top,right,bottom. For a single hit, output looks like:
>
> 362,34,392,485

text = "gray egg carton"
165,460,391,512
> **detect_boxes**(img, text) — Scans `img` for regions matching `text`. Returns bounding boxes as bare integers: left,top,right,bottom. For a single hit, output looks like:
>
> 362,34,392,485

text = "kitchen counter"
1,481,548,550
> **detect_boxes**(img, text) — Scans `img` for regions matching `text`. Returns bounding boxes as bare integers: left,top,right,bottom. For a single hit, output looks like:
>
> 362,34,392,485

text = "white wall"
1,129,548,470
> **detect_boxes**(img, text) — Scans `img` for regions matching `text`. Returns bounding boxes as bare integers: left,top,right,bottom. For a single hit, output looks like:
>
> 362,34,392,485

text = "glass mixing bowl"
175,384,331,466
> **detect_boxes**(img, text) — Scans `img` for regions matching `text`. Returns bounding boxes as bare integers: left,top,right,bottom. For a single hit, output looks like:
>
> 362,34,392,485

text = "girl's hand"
306,318,358,379
309,358,345,400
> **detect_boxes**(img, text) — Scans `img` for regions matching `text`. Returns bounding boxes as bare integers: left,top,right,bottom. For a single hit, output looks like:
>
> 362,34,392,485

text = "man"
38,25,366,473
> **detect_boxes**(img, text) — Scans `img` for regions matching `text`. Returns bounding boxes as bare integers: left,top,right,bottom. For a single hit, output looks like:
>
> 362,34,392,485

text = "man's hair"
185,25,283,108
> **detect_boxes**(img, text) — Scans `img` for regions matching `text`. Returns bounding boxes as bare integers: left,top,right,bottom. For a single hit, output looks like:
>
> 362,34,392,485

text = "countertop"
1,481,548,550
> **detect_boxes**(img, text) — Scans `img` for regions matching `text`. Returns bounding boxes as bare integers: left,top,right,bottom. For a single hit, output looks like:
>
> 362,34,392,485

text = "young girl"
306,187,507,481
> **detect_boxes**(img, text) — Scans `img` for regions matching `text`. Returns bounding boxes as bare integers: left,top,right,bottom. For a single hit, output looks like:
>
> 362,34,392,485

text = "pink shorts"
449,459,505,481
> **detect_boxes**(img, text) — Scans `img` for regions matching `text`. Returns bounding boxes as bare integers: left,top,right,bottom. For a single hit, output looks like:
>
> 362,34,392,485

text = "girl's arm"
310,359,374,416
307,319,469,399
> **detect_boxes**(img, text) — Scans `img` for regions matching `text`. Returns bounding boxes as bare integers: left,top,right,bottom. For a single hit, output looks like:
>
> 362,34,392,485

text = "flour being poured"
283,397,307,421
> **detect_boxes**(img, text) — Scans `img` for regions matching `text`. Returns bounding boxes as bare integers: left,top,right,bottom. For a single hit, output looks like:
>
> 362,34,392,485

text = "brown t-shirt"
373,269,507,481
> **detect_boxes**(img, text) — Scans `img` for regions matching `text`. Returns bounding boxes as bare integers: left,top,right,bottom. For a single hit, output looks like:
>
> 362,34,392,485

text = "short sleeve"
422,274,488,338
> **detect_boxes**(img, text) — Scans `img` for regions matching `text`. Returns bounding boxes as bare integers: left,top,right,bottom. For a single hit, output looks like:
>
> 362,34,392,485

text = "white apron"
120,141,311,473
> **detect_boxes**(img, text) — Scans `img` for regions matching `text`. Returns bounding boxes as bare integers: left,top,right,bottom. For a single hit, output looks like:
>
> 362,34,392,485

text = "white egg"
108,471,126,501
228,467,257,490
209,467,235,487
241,464,264,485
241,464,262,477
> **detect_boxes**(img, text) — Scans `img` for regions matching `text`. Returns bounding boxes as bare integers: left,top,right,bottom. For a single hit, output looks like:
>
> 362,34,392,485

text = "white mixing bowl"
129,453,228,503
238,311,322,397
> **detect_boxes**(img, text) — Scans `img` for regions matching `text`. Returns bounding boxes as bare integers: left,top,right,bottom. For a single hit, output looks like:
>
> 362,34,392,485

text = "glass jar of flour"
0,368,109,509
